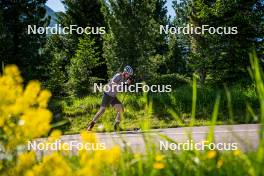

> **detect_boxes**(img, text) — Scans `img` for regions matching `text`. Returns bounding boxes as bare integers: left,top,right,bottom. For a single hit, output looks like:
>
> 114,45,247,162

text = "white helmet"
124,65,133,76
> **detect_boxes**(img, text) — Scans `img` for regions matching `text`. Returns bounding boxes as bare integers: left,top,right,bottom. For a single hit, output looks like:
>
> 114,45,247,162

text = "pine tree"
0,8,7,67
0,0,49,80
67,35,100,97
43,35,69,96
102,0,169,80
164,0,192,74
45,0,107,96
57,0,107,78
166,34,185,73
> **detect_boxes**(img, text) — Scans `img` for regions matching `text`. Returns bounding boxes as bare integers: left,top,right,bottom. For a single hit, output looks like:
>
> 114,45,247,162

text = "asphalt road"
31,124,261,156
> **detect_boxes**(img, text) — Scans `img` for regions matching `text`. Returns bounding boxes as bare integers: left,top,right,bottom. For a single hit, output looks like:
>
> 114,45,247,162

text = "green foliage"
45,51,68,96
165,0,191,74
164,35,186,74
45,0,107,97
172,0,264,84
148,73,190,88
0,0,49,81
0,9,7,66
67,35,101,97
58,1,107,82
102,0,169,80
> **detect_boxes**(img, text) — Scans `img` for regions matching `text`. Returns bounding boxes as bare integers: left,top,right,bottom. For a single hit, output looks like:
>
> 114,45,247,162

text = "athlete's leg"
92,107,106,123
113,104,124,123
87,93,111,131
112,98,124,131
87,107,105,131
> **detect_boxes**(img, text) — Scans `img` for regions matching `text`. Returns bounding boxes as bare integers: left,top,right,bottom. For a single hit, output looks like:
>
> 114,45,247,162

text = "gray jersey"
104,73,126,97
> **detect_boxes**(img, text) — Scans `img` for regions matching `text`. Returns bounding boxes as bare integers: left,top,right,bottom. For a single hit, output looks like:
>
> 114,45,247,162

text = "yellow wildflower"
134,153,141,160
48,130,62,142
23,81,41,105
78,149,90,165
30,152,72,176
217,159,224,168
61,143,70,151
153,162,165,170
207,150,217,159
37,90,52,108
20,109,52,139
155,154,165,162
203,140,209,144
76,164,96,176
0,118,5,127
3,65,23,84
15,151,36,173
233,149,241,156
103,146,121,164
81,131,97,144
0,65,52,150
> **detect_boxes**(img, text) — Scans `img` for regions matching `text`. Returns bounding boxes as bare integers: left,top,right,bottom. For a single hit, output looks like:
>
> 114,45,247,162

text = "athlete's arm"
125,78,132,85
110,73,122,85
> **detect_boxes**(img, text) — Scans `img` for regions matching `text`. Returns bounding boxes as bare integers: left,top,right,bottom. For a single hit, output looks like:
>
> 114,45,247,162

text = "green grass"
50,82,258,134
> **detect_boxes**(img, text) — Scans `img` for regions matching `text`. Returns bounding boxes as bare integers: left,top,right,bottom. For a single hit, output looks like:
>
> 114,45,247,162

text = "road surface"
31,124,261,156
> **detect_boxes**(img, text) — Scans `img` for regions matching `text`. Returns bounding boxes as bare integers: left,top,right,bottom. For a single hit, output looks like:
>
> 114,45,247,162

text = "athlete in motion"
87,66,133,131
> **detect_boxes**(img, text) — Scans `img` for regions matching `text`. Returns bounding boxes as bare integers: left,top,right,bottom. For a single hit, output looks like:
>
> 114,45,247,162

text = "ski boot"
87,121,95,131
114,122,123,132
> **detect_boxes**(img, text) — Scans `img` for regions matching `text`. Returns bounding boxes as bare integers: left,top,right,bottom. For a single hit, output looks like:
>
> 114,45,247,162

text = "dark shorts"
101,93,121,107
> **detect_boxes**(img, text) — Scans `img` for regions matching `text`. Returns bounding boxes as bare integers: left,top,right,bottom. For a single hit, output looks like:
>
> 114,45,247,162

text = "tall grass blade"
224,84,234,123
167,108,183,126
190,75,197,127
207,95,221,143
249,52,264,164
